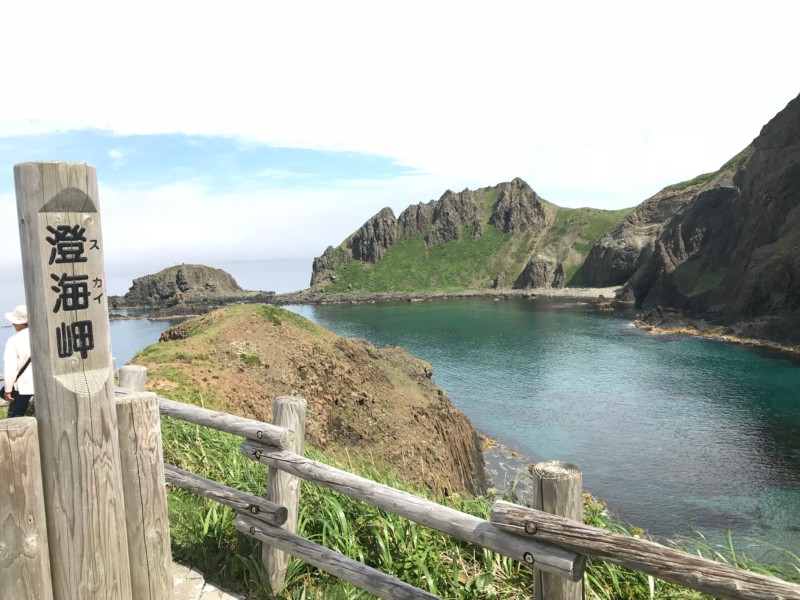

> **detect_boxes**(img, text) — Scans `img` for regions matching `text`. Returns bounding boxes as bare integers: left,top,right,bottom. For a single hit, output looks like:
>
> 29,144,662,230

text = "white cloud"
107,149,129,167
1,1,798,286
95,171,451,277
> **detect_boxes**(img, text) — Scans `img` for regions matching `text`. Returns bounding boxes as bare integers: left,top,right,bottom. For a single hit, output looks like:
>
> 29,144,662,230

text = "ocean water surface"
287,297,800,561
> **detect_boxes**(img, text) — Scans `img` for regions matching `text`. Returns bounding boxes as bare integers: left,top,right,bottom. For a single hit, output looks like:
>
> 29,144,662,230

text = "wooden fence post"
119,364,148,392
0,417,54,600
116,391,173,600
263,396,307,593
532,461,584,600
14,161,133,600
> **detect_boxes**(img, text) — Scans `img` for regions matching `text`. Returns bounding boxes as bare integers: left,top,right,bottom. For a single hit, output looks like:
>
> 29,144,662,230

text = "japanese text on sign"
45,223,102,360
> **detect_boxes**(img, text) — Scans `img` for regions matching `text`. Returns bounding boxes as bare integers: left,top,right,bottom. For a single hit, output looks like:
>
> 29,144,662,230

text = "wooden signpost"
13,162,133,600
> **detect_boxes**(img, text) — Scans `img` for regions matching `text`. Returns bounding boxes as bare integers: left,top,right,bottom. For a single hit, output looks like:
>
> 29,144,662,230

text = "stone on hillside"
397,201,435,240
514,256,557,289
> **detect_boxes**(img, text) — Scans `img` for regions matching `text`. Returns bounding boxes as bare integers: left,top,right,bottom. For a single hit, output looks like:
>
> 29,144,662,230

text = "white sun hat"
5,305,28,325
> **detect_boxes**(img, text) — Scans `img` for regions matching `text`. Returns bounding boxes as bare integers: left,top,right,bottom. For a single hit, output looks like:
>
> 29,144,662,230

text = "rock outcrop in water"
109,264,275,316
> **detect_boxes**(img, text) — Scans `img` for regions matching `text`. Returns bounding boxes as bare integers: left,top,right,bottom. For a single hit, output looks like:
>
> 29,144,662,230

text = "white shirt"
4,327,34,395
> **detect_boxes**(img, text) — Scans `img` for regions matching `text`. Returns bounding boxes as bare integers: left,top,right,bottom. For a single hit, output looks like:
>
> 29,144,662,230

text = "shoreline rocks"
634,306,800,355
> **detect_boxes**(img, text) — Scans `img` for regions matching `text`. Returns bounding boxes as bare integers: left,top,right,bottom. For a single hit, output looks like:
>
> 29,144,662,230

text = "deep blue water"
287,297,800,561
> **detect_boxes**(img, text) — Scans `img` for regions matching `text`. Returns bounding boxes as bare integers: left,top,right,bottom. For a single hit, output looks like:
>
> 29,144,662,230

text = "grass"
327,228,515,292
661,172,719,194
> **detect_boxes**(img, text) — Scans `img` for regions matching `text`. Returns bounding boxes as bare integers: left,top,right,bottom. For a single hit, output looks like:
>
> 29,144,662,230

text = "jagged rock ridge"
310,177,570,289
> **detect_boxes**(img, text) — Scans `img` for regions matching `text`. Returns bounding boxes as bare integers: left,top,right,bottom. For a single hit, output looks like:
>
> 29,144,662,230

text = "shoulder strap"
8,357,31,389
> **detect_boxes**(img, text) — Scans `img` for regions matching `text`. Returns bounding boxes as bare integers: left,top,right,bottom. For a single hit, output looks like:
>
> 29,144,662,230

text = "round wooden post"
14,161,133,600
116,392,173,600
0,418,54,600
532,461,584,600
263,396,307,593
119,365,148,393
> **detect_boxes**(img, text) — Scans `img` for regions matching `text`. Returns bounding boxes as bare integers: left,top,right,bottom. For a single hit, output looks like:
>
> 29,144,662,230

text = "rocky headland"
140,304,488,496
310,177,620,293
305,92,800,349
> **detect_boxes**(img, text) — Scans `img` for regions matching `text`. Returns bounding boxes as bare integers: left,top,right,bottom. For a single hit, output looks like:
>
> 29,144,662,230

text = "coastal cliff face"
626,93,800,341
150,305,488,496
579,184,710,287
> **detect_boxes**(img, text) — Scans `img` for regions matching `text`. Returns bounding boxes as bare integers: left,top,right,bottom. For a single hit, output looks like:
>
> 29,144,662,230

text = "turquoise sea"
287,297,800,562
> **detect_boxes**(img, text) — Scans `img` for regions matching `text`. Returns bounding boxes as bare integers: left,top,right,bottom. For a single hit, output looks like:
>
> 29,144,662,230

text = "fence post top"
275,396,307,408
0,416,37,431
530,461,582,479
14,160,95,168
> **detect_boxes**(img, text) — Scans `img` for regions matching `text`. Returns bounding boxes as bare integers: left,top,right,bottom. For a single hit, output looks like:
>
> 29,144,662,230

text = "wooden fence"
3,363,800,600
117,365,800,600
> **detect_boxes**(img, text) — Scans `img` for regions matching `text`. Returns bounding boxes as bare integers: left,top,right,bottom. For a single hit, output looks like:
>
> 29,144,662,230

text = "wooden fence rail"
164,464,288,526
240,439,584,580
491,500,800,600
235,514,439,600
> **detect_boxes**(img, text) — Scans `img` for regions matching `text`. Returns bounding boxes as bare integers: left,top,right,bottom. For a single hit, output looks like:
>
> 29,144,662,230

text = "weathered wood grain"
491,500,800,600
164,464,287,525
117,392,173,599
15,161,133,600
158,396,293,449
532,462,583,600
263,396,306,590
235,514,441,600
241,440,584,580
0,418,53,600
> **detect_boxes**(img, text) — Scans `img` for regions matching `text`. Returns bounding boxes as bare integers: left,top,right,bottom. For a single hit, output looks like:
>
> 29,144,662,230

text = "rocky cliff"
147,304,488,496
580,147,753,288
625,93,800,342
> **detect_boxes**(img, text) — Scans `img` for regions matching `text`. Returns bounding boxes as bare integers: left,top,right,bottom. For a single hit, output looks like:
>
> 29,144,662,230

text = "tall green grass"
161,417,800,600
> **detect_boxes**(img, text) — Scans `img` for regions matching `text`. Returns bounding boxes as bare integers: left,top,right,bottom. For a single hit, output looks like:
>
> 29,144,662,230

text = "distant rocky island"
109,264,275,318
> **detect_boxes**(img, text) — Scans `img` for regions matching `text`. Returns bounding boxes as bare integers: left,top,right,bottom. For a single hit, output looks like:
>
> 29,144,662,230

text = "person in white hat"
4,304,34,417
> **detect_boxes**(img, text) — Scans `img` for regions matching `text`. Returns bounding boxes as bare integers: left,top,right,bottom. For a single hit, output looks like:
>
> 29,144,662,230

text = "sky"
1,1,798,294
